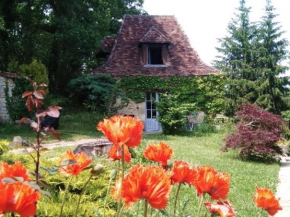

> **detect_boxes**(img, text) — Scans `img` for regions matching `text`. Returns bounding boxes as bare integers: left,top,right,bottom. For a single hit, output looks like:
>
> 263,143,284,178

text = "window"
142,44,168,66
148,46,163,65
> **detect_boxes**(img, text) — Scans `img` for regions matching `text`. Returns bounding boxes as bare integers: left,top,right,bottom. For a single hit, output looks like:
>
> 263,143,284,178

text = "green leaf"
39,189,51,198
40,166,59,175
13,176,24,182
1,177,16,183
60,160,77,166
92,207,103,217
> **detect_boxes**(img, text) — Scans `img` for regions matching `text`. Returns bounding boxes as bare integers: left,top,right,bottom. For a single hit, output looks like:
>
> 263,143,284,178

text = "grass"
0,113,280,216
128,129,280,217
0,110,104,142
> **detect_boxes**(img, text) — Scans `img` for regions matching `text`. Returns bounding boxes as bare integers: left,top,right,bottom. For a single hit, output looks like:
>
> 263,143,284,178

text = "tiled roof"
140,26,170,43
101,36,117,53
92,15,219,77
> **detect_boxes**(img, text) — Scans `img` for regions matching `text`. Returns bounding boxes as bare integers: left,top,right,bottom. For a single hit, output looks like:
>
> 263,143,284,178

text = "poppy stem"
144,200,148,217
59,176,73,217
74,174,93,217
121,145,125,182
117,146,126,217
197,195,204,217
173,183,182,217
136,199,141,216
103,175,113,212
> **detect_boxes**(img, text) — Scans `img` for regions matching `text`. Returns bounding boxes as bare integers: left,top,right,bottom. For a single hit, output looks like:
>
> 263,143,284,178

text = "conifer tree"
214,0,258,116
215,0,289,115
254,0,289,113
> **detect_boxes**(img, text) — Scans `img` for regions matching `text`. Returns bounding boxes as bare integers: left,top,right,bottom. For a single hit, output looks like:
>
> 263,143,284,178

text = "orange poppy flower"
59,151,92,176
109,145,131,163
121,165,172,209
0,182,40,217
204,201,236,217
97,115,144,148
254,187,282,216
143,142,173,166
195,165,230,200
171,160,197,185
0,161,30,182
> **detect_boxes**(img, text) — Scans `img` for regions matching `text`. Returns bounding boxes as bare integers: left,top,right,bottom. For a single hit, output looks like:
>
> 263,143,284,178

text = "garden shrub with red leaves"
222,104,284,162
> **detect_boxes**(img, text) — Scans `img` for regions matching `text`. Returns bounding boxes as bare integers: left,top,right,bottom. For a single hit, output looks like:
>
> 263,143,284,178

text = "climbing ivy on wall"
5,78,30,121
117,75,226,116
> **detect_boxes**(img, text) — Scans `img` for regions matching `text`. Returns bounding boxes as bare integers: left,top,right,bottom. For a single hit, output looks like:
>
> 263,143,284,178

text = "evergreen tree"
214,0,258,116
215,0,289,115
254,0,289,113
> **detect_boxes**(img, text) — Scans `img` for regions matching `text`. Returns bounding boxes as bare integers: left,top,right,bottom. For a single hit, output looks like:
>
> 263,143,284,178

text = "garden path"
276,156,290,217
9,138,101,154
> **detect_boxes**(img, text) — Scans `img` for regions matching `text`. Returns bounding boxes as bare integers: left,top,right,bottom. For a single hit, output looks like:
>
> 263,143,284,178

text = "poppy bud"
91,164,104,176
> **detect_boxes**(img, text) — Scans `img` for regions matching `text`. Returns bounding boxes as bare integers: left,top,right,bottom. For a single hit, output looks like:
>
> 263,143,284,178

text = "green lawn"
0,114,280,216
0,110,104,142
132,132,280,216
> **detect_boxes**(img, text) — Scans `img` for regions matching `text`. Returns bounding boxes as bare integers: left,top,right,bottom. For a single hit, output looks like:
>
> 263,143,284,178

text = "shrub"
67,74,123,113
194,122,217,134
0,140,9,155
8,59,49,85
222,104,284,162
0,152,116,216
157,93,195,135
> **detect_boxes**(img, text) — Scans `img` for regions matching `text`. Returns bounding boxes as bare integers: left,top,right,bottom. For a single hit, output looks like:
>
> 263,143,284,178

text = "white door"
145,92,161,132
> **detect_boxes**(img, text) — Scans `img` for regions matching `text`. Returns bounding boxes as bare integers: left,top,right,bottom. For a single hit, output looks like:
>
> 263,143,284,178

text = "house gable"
93,15,219,77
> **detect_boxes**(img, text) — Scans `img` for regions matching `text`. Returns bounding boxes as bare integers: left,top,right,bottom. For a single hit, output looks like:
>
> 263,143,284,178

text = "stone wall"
0,76,14,122
115,98,146,123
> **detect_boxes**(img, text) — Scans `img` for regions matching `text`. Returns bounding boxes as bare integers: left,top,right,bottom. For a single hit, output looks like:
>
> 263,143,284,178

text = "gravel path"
276,157,290,217
9,138,101,154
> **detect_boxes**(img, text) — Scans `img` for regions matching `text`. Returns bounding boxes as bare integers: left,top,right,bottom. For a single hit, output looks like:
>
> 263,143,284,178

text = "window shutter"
162,44,168,65
142,44,148,65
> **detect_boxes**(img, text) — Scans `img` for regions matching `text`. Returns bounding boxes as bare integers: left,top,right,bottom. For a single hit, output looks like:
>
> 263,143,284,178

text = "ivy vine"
117,75,226,116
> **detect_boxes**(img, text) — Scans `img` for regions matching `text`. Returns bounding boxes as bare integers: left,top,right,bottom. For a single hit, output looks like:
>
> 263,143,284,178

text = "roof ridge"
105,15,127,66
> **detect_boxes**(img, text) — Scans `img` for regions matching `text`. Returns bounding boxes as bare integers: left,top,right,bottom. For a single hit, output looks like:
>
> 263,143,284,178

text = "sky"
143,0,290,75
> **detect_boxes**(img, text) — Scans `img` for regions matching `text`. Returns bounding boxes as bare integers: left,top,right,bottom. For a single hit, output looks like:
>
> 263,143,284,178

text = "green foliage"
118,75,225,116
0,140,9,155
43,94,69,109
281,110,290,139
254,0,289,113
157,93,195,135
0,0,146,93
0,151,116,216
8,59,49,85
5,78,31,121
67,74,122,113
215,0,289,115
193,122,217,135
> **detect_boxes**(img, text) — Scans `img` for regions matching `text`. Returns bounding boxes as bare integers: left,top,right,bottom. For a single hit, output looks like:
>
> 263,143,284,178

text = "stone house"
93,15,219,132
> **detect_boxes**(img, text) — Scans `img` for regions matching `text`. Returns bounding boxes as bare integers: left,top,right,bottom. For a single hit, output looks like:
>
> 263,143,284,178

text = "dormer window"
148,45,163,65
141,43,168,67
139,26,170,67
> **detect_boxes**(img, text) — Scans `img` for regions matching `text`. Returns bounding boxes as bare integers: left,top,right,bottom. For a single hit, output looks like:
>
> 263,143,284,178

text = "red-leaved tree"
21,81,61,184
222,104,284,162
